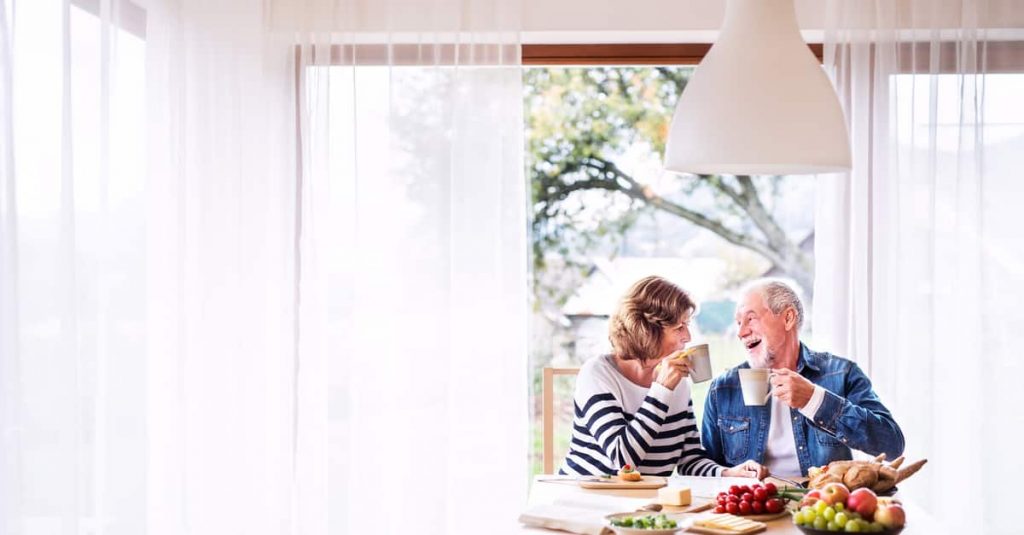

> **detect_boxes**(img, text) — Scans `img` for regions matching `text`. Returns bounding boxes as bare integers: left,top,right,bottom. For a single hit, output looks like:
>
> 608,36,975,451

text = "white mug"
686,344,712,383
738,368,773,406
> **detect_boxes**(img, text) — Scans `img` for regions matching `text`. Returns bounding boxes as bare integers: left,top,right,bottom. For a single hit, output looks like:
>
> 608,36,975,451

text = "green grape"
822,507,836,521
834,503,845,512
833,512,849,527
868,522,885,533
815,500,829,514
793,512,805,526
827,521,840,531
803,509,818,523
844,520,862,532
814,516,828,530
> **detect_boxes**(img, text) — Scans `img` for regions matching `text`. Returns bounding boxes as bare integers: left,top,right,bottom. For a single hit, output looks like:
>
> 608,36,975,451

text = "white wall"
266,0,1024,39
522,0,1024,41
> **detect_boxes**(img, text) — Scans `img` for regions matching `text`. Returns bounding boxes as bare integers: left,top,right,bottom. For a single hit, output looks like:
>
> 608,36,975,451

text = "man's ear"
785,308,797,330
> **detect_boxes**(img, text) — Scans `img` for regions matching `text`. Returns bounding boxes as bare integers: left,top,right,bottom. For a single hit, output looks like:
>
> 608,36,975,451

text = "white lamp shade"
664,0,851,175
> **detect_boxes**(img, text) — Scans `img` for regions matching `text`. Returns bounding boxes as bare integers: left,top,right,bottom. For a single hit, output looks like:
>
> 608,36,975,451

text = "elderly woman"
559,276,766,478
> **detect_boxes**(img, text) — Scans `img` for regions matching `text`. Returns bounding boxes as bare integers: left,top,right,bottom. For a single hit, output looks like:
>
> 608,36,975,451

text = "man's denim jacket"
700,344,904,475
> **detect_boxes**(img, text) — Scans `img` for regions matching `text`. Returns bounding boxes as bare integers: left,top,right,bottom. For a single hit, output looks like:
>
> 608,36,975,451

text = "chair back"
542,366,580,474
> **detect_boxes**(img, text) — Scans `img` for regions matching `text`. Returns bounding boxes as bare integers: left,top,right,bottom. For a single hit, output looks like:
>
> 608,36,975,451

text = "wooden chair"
542,366,580,474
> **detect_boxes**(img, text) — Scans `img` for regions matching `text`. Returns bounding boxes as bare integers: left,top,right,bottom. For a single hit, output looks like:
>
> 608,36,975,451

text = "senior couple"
558,276,904,480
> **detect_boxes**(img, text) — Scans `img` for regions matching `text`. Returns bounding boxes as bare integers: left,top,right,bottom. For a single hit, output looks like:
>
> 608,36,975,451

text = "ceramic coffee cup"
686,344,712,383
738,368,773,406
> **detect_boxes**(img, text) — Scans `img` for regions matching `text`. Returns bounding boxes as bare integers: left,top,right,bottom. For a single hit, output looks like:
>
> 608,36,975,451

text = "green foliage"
525,66,813,312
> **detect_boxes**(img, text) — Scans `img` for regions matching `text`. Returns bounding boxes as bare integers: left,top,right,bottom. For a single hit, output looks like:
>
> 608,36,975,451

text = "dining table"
517,475,945,534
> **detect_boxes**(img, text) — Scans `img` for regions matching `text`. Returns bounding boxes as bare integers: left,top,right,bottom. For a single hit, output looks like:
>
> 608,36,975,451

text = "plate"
709,510,790,522
796,524,904,535
605,512,685,535
579,476,668,489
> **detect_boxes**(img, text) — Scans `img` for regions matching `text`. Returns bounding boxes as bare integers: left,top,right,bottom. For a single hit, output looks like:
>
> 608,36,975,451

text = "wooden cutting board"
579,476,668,489
686,514,768,535
660,500,715,514
686,523,766,535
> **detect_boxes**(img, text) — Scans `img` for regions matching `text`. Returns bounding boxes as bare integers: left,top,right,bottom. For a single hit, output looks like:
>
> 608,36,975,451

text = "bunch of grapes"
793,500,886,533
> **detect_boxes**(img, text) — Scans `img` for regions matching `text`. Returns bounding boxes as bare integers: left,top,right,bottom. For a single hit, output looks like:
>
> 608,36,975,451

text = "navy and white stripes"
558,355,722,477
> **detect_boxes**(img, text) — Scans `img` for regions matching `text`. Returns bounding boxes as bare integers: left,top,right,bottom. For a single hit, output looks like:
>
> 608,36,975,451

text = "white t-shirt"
763,385,827,477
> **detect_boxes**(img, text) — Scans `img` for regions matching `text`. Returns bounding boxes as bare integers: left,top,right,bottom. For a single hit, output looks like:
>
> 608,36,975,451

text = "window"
524,65,818,474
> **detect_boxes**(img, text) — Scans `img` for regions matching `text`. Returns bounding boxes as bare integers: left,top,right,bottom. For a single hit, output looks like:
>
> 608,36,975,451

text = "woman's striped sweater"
558,354,724,477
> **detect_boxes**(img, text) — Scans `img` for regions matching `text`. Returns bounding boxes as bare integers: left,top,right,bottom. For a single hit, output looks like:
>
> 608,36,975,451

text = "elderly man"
701,279,904,478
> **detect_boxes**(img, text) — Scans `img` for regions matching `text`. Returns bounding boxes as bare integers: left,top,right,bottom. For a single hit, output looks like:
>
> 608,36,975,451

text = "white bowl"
605,512,686,535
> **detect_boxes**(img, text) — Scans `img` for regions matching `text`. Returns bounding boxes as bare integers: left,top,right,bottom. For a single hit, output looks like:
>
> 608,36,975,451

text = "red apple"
819,482,850,506
846,488,878,520
800,489,822,508
874,503,906,529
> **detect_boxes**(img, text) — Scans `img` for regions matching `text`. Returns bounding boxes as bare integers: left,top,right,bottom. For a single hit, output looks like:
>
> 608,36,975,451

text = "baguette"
896,459,928,483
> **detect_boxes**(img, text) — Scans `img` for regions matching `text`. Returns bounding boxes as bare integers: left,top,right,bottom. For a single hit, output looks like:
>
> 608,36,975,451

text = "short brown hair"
608,276,696,363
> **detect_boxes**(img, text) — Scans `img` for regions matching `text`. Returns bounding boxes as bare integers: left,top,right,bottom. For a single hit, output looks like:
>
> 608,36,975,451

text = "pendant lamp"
664,0,851,175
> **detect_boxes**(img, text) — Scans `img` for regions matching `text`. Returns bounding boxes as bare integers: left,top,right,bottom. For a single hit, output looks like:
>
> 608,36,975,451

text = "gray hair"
739,278,805,331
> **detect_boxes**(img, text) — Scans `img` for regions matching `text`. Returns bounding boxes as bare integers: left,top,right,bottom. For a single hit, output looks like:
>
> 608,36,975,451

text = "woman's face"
657,311,693,358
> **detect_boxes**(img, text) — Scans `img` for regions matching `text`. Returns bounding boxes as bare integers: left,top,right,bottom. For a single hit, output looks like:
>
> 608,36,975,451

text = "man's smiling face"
735,290,793,369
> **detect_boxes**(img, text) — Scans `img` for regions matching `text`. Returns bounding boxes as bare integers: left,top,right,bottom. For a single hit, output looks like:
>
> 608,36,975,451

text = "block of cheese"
693,514,765,532
657,486,692,506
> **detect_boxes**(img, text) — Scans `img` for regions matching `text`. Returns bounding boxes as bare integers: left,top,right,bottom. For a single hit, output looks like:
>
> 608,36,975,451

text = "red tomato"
717,496,727,505
765,498,785,514
726,502,739,515
742,492,754,503
740,485,752,495
751,483,763,490
751,500,765,514
729,485,741,496
727,494,740,503
764,482,778,496
738,502,752,515
714,505,727,514
753,488,767,501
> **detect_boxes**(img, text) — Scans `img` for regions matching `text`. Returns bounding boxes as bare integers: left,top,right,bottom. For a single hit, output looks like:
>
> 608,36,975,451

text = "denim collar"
795,342,821,374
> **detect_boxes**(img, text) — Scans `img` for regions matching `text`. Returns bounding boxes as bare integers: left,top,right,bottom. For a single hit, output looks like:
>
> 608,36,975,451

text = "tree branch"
576,159,791,265
734,176,813,276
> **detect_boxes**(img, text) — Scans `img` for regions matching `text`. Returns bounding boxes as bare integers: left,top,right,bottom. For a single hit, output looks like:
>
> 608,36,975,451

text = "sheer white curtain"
0,0,526,533
816,1,1024,533
279,0,528,532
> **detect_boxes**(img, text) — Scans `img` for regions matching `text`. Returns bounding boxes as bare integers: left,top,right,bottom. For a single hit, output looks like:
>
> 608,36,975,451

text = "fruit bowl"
796,524,904,535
